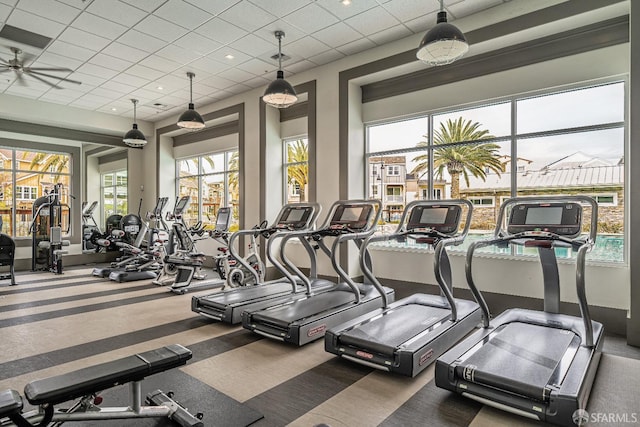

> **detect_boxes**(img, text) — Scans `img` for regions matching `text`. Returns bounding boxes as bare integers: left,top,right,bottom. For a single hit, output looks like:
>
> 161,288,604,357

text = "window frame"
283,136,309,205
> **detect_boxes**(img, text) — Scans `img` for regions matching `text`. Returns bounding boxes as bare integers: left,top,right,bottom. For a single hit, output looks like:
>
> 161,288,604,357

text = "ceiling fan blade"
25,72,62,89
25,70,82,85
20,52,36,66
24,66,73,72
0,57,9,65
14,71,27,86
0,67,12,73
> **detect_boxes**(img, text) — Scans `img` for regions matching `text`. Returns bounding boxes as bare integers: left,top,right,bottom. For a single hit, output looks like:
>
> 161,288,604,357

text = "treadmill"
435,196,603,427
325,200,482,377
242,200,396,346
191,202,331,324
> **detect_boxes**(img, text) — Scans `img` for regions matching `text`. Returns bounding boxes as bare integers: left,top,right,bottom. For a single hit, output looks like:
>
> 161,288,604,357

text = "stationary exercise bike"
213,219,267,288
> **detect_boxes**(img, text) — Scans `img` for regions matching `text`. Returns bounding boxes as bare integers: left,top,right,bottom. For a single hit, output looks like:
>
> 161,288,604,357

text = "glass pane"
286,164,308,203
115,170,127,187
227,150,239,171
368,116,428,153
102,188,115,219
15,150,71,173
178,157,199,177
102,173,114,187
177,177,199,226
0,148,12,170
517,82,624,134
0,170,13,235
285,139,308,164
116,187,128,216
202,153,224,174
516,128,624,263
433,102,511,141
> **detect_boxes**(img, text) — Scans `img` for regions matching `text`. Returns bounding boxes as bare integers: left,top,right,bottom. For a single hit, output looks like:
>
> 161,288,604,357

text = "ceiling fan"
0,47,82,89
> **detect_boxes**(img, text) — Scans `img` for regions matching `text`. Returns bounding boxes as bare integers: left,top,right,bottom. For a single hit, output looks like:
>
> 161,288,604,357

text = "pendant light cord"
189,74,194,103
278,34,282,71
439,0,443,12
132,100,137,124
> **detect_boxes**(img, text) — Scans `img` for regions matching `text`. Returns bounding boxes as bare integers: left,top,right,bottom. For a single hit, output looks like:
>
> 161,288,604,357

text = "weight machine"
30,183,71,274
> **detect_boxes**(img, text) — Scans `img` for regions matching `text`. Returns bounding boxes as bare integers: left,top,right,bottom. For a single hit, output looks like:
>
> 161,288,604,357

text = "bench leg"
146,390,204,427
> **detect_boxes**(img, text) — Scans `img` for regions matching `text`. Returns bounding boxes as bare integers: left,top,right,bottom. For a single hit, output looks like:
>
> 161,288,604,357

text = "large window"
101,171,128,221
0,148,71,238
365,81,625,263
176,149,239,229
283,138,309,204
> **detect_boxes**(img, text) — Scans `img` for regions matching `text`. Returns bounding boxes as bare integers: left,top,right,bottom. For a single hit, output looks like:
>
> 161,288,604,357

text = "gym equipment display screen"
407,205,461,234
524,207,563,225
331,204,373,230
507,203,582,236
216,209,230,230
279,207,312,229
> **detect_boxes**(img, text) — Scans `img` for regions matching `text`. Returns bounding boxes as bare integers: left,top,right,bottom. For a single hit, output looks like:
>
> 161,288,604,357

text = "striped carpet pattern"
1,267,639,427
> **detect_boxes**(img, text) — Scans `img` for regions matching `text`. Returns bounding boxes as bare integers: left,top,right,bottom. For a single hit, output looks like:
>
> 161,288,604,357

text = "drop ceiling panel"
153,0,213,30
85,0,148,28
119,0,167,13
368,24,413,46
46,40,96,61
183,0,241,16
0,4,10,22
314,22,364,47
194,17,247,45
134,15,188,42
17,0,80,25
218,2,276,33
7,8,65,38
284,3,340,33
0,0,514,121
71,12,128,39
344,7,401,36
101,42,149,63
172,32,222,56
57,27,111,51
88,53,134,72
117,30,167,53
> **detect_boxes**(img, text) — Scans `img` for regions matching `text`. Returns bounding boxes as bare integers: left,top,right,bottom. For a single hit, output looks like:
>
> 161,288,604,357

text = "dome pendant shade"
263,70,298,108
263,31,297,109
416,11,469,66
177,72,205,130
177,102,205,129
123,99,147,148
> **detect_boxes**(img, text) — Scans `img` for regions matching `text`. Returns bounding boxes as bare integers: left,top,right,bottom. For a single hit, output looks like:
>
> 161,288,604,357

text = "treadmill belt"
456,322,576,401
251,290,358,329
199,282,294,307
339,304,450,357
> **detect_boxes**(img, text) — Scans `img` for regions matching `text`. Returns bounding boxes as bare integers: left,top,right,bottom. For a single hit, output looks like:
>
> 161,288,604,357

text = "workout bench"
0,344,203,427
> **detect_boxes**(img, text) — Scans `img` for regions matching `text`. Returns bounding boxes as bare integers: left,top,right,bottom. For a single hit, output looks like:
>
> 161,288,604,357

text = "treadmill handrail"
468,196,598,346
227,202,322,285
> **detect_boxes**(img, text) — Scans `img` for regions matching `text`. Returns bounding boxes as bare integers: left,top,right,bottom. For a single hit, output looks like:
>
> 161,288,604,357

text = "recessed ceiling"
0,0,509,122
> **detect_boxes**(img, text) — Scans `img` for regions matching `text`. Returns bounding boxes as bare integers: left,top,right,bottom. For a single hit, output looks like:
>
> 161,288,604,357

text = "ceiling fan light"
123,124,147,148
177,103,206,129
263,70,298,108
416,11,469,66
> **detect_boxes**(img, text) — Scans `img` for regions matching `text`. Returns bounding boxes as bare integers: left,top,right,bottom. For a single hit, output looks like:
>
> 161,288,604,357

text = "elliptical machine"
29,183,71,274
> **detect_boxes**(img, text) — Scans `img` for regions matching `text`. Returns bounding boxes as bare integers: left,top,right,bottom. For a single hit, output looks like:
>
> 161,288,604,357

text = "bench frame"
0,345,203,427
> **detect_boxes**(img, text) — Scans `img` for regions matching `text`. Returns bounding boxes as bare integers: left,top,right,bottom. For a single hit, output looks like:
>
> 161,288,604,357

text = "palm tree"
286,139,308,201
28,153,70,183
411,118,503,199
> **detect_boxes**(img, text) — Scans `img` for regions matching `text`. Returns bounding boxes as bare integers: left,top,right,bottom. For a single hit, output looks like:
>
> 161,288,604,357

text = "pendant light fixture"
123,99,147,148
263,31,298,109
416,0,469,66
177,71,205,129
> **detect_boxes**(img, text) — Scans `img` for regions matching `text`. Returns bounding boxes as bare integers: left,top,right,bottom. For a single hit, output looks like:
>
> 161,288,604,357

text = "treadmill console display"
330,205,373,230
407,205,461,234
215,208,230,231
507,202,582,236
277,207,313,229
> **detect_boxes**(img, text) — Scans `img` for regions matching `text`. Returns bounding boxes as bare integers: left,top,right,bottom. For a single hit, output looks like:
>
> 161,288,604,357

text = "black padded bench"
0,344,203,427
